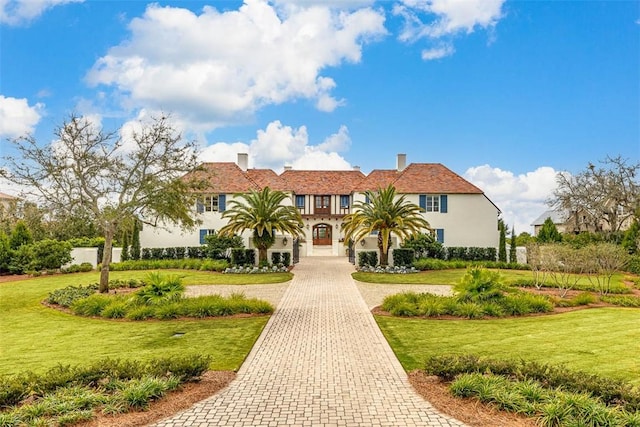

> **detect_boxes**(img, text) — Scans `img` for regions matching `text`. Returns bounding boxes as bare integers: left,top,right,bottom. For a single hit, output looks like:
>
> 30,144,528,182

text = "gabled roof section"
246,169,288,191
357,163,482,194
393,163,483,194
185,163,259,193
280,170,366,195
357,170,399,191
531,209,569,226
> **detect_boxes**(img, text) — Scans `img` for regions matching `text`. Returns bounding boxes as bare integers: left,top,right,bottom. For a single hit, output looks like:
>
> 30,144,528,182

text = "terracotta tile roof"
246,169,289,191
392,163,483,194
279,170,366,195
187,162,482,196
356,170,399,192
185,163,259,193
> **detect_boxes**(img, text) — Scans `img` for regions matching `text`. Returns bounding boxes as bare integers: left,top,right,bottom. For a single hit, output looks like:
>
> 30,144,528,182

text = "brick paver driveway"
153,257,466,426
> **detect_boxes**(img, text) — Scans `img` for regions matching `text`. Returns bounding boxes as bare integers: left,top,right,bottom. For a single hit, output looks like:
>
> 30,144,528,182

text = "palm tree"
219,187,304,264
341,185,431,266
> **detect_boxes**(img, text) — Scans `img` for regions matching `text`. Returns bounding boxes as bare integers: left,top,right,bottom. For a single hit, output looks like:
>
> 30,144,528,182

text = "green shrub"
282,252,291,267
572,292,597,306
154,303,182,319
47,285,98,307
134,273,185,305
358,251,378,267
271,252,281,265
29,239,73,271
600,295,640,307
101,301,129,319
454,267,506,303
392,248,415,267
71,294,111,316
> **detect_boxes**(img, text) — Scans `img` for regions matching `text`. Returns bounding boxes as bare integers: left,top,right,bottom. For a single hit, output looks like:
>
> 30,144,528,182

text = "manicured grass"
354,269,632,290
376,308,640,385
0,271,287,375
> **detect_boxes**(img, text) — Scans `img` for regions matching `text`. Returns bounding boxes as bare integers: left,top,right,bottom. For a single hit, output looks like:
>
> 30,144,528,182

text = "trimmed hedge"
108,259,228,271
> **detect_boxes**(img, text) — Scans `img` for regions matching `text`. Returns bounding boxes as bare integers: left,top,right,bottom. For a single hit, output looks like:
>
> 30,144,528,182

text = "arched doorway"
312,223,332,246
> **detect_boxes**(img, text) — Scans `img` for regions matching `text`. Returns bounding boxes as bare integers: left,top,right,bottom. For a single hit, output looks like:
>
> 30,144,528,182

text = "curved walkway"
153,257,466,427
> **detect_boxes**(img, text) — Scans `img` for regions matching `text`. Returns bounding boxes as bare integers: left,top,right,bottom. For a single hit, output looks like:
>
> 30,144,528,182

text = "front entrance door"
312,224,332,246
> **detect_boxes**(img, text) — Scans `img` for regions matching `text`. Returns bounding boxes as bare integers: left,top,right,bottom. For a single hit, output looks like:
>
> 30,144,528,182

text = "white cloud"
394,0,505,60
0,95,44,138
86,1,386,131
464,164,559,235
421,44,454,60
199,120,352,171
0,0,82,25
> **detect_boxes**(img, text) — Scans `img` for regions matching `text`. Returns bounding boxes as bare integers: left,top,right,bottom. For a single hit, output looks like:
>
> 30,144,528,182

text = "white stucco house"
139,153,501,261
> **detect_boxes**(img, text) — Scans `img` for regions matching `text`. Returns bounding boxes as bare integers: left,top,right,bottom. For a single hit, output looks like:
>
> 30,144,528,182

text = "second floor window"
315,195,330,214
197,194,225,213
295,195,305,209
419,195,448,213
340,195,350,209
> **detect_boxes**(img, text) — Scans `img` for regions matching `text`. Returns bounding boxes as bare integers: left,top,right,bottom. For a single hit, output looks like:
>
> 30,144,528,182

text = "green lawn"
0,270,289,375
376,308,640,385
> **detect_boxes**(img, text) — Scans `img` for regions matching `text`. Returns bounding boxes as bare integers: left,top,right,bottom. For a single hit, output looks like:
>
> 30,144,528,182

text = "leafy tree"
498,220,507,262
29,239,72,271
9,221,32,249
551,156,639,234
514,232,534,246
2,115,203,292
219,187,304,264
121,231,130,261
537,217,562,243
0,231,11,273
621,220,639,255
131,219,141,260
509,225,517,263
341,185,431,266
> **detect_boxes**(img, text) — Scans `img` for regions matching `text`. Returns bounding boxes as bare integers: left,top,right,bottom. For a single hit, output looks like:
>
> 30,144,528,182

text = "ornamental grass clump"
134,272,185,305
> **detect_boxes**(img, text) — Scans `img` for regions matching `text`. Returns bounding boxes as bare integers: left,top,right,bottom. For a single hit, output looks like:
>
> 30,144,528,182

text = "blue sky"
1,0,638,234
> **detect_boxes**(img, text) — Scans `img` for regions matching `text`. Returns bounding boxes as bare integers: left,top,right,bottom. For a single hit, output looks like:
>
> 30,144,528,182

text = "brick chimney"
237,153,248,172
396,153,407,172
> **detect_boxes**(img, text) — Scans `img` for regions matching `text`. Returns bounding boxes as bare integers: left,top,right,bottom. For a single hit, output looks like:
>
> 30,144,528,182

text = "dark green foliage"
186,246,205,259
204,232,243,259
425,354,640,412
7,244,33,274
627,255,640,274
454,267,505,303
29,239,72,270
623,220,640,255
392,248,415,267
47,285,98,307
134,272,185,305
401,233,445,259
61,262,94,273
130,220,141,260
141,248,152,260
282,252,291,267
175,246,186,259
445,247,497,261
537,217,563,243
150,247,164,259
245,248,256,265
164,247,176,259
358,251,378,267
109,259,228,271
9,220,32,249
0,355,211,411
0,231,11,273
230,248,255,265
510,225,517,263
271,252,281,265
120,232,129,262
498,220,507,262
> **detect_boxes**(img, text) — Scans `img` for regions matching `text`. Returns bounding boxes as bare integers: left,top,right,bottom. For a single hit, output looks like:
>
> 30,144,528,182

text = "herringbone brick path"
153,257,466,426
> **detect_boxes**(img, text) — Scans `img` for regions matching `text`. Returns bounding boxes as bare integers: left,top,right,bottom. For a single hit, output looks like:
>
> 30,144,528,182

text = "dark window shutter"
440,195,448,213
419,195,426,211
219,194,226,212
199,229,207,244
436,229,444,244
